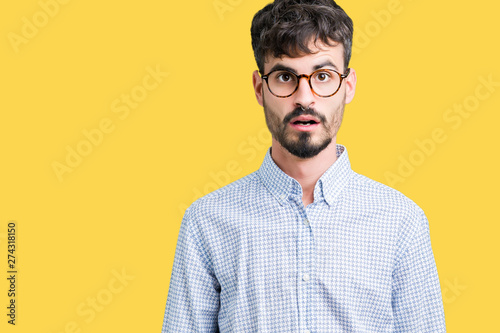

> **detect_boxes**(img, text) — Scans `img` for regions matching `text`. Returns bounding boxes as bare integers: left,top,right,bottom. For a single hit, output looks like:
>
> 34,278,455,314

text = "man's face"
252,41,356,159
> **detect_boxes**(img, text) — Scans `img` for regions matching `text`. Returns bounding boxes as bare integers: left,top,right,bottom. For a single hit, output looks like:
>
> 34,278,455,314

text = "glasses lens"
267,71,298,97
310,70,341,97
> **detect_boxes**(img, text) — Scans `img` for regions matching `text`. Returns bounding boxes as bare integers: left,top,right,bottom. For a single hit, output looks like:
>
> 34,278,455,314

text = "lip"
289,115,321,132
290,115,320,123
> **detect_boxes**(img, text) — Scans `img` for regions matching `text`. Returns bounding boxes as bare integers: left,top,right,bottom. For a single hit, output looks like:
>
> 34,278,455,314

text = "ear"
344,68,357,104
252,70,264,107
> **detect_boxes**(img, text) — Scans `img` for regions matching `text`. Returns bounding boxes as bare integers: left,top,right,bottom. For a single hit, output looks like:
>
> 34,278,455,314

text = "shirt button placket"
299,209,314,333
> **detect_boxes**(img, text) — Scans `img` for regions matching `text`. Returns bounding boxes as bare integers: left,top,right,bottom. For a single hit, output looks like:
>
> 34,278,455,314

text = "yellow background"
1,0,499,331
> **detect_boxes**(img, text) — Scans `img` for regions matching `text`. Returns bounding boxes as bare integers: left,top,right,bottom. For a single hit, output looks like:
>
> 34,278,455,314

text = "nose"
292,76,315,110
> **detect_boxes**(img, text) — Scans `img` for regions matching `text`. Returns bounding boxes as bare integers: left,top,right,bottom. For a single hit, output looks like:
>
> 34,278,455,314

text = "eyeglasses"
261,68,350,98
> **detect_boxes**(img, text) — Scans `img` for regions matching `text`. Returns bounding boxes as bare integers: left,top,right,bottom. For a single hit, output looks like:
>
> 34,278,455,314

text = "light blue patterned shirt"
162,145,446,332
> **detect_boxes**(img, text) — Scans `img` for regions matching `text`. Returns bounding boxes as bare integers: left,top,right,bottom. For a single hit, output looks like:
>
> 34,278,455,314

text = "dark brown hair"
251,0,353,74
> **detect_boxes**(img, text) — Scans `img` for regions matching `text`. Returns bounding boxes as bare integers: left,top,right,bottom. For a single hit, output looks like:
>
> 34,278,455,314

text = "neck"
270,137,338,206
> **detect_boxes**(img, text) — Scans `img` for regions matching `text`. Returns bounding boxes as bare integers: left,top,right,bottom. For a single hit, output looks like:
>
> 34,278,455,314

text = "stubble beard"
263,102,345,159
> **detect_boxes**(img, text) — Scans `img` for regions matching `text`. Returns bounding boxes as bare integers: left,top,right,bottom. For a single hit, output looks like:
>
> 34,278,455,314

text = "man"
162,0,446,332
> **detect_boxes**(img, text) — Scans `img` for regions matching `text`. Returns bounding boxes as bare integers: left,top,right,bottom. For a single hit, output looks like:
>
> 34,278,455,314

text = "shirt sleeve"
391,211,446,332
162,209,221,333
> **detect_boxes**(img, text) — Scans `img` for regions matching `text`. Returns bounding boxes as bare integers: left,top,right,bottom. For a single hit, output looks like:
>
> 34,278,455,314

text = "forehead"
264,40,345,73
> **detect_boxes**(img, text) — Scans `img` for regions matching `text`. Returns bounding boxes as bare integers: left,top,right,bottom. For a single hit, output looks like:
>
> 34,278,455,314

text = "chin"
282,134,332,159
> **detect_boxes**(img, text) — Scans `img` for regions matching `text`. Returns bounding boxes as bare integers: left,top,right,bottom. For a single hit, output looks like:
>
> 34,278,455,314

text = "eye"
275,71,294,83
314,71,332,82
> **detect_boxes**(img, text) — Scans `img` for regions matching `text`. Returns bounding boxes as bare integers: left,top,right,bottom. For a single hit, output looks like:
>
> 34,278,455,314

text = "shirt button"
280,194,287,200
303,218,309,226
304,330,311,333
302,273,310,282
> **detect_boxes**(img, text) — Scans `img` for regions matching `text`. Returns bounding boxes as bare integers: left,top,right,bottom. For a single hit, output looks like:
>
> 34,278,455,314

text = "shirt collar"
257,144,354,206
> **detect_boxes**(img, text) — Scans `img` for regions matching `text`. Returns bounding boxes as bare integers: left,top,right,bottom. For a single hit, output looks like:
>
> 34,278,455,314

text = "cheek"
331,105,345,129
263,103,283,129
323,101,345,129
265,99,288,120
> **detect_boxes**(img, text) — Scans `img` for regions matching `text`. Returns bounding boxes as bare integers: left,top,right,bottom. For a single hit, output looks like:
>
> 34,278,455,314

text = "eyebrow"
313,61,339,71
266,64,298,74
266,61,339,75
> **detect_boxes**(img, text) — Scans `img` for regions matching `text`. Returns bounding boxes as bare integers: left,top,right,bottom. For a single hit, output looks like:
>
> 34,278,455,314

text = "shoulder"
179,171,266,247
346,172,429,237
346,172,432,260
349,172,425,215
183,171,262,221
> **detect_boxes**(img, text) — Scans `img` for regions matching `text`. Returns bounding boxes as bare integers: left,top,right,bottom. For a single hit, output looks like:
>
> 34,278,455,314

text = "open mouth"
292,120,318,126
289,116,321,131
